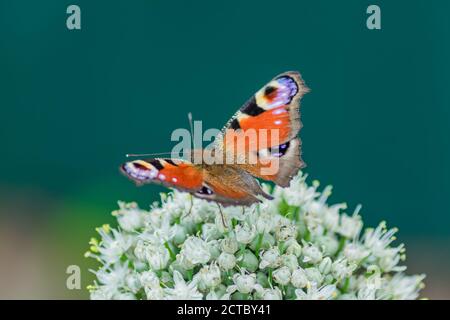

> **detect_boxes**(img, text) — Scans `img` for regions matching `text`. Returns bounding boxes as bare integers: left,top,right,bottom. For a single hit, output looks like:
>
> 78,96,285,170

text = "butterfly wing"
215,71,309,186
199,165,273,206
120,159,272,206
121,71,307,204
121,158,204,191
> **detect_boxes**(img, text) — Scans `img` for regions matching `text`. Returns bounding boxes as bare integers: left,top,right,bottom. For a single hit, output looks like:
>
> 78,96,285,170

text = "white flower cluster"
86,172,425,300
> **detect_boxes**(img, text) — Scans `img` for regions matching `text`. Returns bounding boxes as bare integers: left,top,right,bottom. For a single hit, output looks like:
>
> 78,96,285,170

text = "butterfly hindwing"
121,159,272,206
236,137,303,187
198,165,273,206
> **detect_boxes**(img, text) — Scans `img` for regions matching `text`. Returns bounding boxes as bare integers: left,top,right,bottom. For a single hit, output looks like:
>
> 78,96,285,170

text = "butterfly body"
121,71,309,206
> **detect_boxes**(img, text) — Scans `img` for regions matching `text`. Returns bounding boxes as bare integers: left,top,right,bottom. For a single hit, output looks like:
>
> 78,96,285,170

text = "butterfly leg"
181,194,194,219
216,203,228,228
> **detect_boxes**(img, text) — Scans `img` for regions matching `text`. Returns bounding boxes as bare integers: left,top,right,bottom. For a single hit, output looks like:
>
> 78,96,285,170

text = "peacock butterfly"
121,71,309,206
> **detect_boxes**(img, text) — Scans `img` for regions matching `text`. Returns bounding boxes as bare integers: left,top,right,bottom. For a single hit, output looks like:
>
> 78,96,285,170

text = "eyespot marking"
276,75,299,98
257,141,291,158
264,86,277,96
122,161,158,181
269,141,290,157
196,185,214,195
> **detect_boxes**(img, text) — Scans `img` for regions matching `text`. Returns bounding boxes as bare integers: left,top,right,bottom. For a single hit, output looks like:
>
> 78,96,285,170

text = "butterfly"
121,71,309,206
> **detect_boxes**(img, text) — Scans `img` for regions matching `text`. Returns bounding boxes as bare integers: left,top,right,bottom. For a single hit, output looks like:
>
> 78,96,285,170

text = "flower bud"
134,240,147,262
146,248,170,271
199,264,221,288
140,271,160,289
259,247,281,269
145,287,164,300
255,213,275,234
256,272,270,287
237,249,259,272
160,271,172,286
322,205,341,231
249,233,275,251
235,224,257,244
125,272,141,293
285,239,302,257
305,267,324,285
282,254,299,271
179,253,197,271
169,261,188,278
315,235,339,256
339,214,362,239
331,258,357,281
272,266,291,285
217,252,236,271
180,236,211,265
115,203,144,232
291,268,308,288
275,224,297,242
319,257,333,275
263,287,283,300
233,273,256,294
208,240,221,260
202,223,222,240
302,243,323,264
343,243,370,262
221,236,239,254
171,224,187,245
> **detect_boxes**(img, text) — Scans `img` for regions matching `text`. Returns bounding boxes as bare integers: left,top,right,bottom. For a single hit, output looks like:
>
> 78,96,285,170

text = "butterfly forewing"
215,71,308,187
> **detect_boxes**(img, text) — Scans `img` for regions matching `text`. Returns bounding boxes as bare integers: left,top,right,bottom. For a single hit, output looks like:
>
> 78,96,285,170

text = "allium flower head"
87,171,425,300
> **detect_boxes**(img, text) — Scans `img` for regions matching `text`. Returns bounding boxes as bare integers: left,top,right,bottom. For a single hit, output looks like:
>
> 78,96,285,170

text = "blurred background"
1,0,449,299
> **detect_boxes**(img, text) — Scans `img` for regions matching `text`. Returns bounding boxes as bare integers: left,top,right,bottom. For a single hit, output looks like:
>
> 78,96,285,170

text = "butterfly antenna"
125,152,174,158
216,203,228,229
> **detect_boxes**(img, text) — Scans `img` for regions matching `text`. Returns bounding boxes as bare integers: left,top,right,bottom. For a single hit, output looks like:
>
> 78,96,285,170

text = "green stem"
341,277,350,293
255,233,264,257
304,229,311,242
335,237,347,256
268,268,273,287
164,241,176,261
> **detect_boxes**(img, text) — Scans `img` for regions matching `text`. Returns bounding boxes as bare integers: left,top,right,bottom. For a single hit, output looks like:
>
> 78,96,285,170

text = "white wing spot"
272,109,286,115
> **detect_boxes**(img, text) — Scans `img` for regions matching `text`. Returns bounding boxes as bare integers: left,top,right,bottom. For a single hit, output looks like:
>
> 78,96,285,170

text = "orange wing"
121,158,203,191
215,71,309,186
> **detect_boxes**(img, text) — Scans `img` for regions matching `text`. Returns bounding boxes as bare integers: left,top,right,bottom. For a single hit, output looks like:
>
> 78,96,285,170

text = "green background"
0,0,449,298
